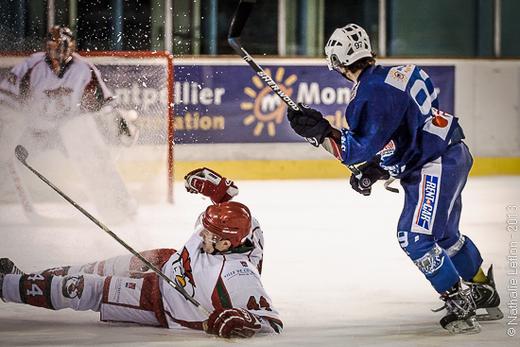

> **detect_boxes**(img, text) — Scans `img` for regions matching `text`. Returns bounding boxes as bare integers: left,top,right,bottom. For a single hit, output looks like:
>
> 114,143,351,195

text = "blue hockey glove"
287,103,332,145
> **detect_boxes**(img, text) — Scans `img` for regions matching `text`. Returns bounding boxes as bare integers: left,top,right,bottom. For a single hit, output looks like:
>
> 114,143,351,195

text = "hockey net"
0,51,175,222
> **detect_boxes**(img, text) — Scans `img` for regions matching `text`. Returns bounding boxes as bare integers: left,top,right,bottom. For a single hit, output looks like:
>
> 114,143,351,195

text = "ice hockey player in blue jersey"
286,23,502,334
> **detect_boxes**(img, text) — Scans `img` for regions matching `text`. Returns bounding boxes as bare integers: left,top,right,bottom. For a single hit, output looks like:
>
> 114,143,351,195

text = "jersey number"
26,274,45,296
410,69,436,116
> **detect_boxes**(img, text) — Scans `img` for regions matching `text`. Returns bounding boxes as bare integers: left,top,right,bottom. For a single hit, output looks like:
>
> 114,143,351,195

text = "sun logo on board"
240,67,297,137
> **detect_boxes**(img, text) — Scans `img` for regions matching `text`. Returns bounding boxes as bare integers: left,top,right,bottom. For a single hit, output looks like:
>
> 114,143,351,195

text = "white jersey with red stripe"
160,214,283,334
0,52,112,130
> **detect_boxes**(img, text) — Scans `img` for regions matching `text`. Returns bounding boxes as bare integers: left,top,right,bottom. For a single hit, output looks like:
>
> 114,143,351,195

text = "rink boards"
0,55,518,187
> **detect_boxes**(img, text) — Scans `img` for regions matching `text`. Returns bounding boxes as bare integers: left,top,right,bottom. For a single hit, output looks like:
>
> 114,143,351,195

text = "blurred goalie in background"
0,25,139,223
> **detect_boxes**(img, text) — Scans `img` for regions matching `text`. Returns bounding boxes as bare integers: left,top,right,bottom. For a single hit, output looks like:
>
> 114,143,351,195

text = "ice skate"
465,265,503,321
0,258,25,275
0,258,24,302
434,283,481,334
0,272,4,302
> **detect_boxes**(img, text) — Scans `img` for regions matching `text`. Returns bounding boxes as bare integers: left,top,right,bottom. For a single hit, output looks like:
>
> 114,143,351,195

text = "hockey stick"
14,144,210,317
383,177,399,194
228,0,363,178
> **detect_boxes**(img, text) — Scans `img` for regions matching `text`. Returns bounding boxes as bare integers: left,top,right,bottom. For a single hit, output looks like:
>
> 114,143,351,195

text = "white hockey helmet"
324,24,372,71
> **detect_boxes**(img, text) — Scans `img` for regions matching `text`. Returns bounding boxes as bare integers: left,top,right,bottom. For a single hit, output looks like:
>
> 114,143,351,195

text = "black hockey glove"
287,103,332,145
349,157,390,196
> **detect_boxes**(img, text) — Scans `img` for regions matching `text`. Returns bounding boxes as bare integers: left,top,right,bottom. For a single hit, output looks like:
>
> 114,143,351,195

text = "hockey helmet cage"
46,25,75,65
325,23,372,71
202,201,252,248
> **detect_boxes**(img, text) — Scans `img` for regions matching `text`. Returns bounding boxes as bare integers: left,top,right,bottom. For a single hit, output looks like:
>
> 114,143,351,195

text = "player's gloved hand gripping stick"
227,0,364,178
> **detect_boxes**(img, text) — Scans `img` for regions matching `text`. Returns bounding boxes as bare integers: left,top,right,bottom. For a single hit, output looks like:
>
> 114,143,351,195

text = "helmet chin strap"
332,66,353,82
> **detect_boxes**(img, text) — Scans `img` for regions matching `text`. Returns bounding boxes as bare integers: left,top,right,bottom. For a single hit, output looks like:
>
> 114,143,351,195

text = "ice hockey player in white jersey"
0,25,138,222
0,168,283,339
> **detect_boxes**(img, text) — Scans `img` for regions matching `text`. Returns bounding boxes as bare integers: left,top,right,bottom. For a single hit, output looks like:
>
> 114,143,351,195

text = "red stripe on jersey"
19,67,33,101
80,69,110,112
19,274,55,310
130,248,176,273
140,273,168,327
102,276,112,303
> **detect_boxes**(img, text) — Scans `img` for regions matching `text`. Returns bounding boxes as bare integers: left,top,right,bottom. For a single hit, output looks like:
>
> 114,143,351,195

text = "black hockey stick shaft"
228,0,298,112
14,145,210,316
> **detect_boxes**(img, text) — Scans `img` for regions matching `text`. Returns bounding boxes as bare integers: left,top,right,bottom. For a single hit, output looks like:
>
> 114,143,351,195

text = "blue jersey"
340,64,463,178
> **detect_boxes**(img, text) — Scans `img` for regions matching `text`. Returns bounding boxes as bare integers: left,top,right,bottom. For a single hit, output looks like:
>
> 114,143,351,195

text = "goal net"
0,51,175,223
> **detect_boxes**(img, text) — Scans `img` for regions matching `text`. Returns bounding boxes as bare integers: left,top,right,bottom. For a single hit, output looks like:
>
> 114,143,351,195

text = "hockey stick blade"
227,0,256,39
14,145,210,316
15,145,28,164
384,177,399,193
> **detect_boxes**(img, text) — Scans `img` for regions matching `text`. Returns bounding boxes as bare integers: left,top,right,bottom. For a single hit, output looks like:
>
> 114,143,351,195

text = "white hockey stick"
15,144,210,317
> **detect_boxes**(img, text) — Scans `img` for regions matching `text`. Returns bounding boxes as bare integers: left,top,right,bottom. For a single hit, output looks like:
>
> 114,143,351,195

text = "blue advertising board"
173,63,454,144
0,59,454,145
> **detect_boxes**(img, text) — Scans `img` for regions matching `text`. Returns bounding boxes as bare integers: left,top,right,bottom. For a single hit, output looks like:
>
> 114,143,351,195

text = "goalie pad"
184,167,238,204
59,115,137,223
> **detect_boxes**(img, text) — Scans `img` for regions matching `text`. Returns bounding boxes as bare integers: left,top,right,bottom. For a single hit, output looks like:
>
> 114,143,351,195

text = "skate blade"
476,307,504,321
445,318,481,334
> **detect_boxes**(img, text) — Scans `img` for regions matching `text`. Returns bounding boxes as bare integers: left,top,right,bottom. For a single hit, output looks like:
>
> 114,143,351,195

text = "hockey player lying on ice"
0,168,282,338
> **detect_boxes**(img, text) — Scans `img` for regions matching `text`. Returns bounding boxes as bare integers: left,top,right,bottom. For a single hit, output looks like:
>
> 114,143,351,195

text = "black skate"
433,282,481,334
0,258,24,275
465,265,503,321
0,258,24,302
0,272,4,302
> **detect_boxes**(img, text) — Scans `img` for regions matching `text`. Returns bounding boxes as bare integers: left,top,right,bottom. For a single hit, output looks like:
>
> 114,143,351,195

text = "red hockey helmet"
202,201,252,248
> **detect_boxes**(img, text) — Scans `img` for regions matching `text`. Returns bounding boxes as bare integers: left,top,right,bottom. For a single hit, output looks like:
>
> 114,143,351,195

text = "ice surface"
1,176,519,346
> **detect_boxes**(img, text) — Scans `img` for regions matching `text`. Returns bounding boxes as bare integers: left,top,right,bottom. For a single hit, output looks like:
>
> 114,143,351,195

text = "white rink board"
0,176,519,346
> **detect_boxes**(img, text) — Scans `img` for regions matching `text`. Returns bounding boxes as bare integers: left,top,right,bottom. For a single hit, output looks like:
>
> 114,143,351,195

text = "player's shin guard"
412,245,460,293
1,273,104,312
444,235,483,282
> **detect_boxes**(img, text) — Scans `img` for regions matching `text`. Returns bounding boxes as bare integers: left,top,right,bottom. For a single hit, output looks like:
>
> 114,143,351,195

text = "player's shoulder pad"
26,52,46,65
382,64,418,92
71,53,98,73
12,52,45,75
